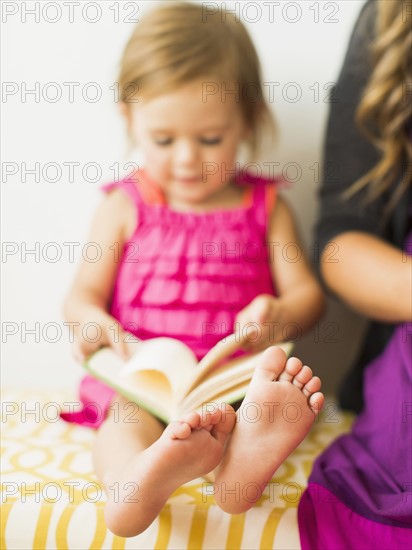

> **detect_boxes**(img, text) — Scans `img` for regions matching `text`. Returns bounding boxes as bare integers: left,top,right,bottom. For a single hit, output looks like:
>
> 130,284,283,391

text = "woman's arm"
63,189,136,360
321,231,412,322
315,1,412,323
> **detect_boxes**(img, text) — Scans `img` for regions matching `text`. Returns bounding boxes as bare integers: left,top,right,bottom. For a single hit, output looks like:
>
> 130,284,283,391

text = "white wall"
2,0,367,393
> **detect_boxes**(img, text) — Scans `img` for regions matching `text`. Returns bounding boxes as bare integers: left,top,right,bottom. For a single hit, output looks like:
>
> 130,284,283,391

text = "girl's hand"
234,294,285,352
71,311,136,363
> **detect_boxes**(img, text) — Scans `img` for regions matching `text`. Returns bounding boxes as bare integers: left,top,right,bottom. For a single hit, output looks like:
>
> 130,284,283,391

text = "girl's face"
126,79,250,208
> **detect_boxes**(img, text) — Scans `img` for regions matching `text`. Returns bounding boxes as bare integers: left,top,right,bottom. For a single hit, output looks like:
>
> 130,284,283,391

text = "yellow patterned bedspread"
1,389,353,550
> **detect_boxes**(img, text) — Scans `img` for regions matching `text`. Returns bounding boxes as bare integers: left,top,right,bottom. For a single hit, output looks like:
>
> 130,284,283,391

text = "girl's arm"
266,195,325,336
321,231,412,323
63,189,136,361
236,195,325,350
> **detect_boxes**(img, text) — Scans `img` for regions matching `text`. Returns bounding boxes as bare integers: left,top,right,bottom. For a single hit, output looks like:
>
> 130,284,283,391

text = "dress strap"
247,174,280,232
101,172,145,206
265,182,278,217
99,168,166,219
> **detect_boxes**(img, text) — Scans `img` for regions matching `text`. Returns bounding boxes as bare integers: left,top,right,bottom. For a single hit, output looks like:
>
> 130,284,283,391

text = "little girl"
63,2,325,537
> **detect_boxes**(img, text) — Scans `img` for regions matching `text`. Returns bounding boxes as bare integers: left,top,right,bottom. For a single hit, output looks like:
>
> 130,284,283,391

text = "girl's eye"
153,137,222,146
200,137,222,146
154,138,173,146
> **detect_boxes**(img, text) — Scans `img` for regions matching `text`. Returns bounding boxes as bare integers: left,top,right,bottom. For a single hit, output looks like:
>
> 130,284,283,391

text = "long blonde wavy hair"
346,0,412,214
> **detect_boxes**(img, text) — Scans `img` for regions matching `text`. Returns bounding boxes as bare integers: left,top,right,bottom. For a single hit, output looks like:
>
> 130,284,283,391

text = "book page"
178,340,294,402
179,333,244,398
179,379,251,415
120,337,198,395
85,345,184,422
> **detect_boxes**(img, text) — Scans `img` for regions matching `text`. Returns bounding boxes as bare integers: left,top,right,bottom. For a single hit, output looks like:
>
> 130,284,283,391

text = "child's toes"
180,411,201,430
308,392,325,415
216,403,237,434
302,375,321,398
211,404,236,444
253,347,287,382
200,407,222,430
166,421,192,440
291,365,313,388
278,357,303,382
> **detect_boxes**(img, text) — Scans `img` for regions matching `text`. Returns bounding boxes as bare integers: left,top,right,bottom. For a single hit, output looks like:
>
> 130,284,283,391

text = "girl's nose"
174,139,198,165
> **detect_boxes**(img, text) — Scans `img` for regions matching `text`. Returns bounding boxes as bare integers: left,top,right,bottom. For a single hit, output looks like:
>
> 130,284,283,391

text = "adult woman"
298,1,412,548
316,0,411,414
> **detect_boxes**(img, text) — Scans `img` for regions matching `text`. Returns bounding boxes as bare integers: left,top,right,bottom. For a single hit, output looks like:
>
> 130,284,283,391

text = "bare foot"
104,403,236,537
214,346,324,514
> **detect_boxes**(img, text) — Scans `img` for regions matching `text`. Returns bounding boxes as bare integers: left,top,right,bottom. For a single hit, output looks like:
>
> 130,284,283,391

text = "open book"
84,335,293,424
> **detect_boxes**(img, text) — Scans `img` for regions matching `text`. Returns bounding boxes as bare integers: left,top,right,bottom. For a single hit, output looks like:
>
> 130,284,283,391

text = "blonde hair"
345,0,412,214
117,1,276,160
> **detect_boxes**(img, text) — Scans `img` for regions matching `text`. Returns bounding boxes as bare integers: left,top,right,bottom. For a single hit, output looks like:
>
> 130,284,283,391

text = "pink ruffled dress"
62,169,280,427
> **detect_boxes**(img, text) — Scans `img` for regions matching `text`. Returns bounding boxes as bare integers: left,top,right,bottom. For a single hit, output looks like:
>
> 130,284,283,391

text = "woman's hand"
234,294,285,353
71,310,136,363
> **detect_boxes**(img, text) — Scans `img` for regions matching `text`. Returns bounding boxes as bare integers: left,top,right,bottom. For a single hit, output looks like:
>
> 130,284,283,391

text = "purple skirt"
299,230,412,548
